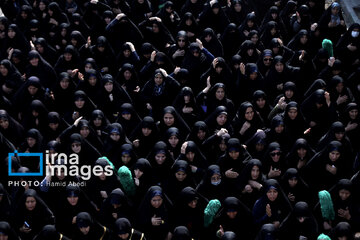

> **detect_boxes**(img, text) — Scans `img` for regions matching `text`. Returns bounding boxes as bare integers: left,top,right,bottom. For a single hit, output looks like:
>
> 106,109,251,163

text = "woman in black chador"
176,140,208,183
173,86,200,127
100,188,134,230
173,187,207,239
112,218,146,240
335,23,360,72
262,142,286,181
135,186,172,240
252,179,292,229
280,168,311,206
147,141,174,187
157,106,190,139
217,138,252,197
303,141,352,193
285,138,316,173
73,212,110,240
130,116,159,158
0,59,23,100
14,189,55,240
238,159,266,209
232,101,264,143
196,164,228,202
55,184,97,239
279,201,319,240
141,69,181,121
212,196,255,240
163,159,196,202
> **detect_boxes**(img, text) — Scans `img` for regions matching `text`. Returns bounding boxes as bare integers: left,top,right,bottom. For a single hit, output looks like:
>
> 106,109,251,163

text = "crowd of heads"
0,0,360,239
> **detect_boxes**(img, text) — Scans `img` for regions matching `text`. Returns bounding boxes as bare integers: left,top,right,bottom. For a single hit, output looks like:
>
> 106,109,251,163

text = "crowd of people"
0,0,360,239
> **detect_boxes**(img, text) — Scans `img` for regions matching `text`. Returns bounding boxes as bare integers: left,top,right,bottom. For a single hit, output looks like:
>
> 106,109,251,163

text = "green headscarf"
318,190,335,221
117,166,136,197
204,199,221,228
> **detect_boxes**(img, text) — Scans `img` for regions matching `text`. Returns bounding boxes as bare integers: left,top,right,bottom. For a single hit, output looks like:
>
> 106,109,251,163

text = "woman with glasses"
263,142,286,180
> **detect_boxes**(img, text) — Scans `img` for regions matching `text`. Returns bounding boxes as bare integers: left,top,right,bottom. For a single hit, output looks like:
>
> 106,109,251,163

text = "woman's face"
121,153,131,165
124,70,132,80
142,127,152,136
67,196,79,206
49,122,59,131
275,62,284,72
39,1,46,11
184,95,190,104
249,72,258,80
300,35,308,45
84,63,93,73
270,150,281,162
186,151,195,162
285,89,294,99
25,196,36,211
71,142,81,153
0,65,8,76
335,132,344,141
7,29,15,39
175,171,187,181
197,129,206,140
287,108,297,120
71,38,78,47
80,127,89,138
154,73,163,85
185,18,192,26
266,188,278,201
28,85,38,95
297,148,306,158
93,118,102,127
215,87,225,100
256,98,266,109
349,109,358,120
288,177,298,188
163,113,175,126
274,124,284,133
339,189,351,201
88,76,97,86
60,79,70,89
30,57,39,66
134,169,143,179
229,150,239,160
204,34,212,43
0,119,9,129
110,133,120,142
227,211,238,219
155,153,166,165
270,28,277,36
104,82,113,92
244,107,254,121
219,140,227,151
250,34,258,44
75,99,85,108
151,195,163,208
247,48,254,56
188,199,197,208
27,137,36,148
152,23,159,33
329,150,340,162
64,53,72,61
122,113,131,121
247,20,254,28
168,135,179,147
234,3,242,12
251,165,260,179
335,82,344,93
216,113,227,126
